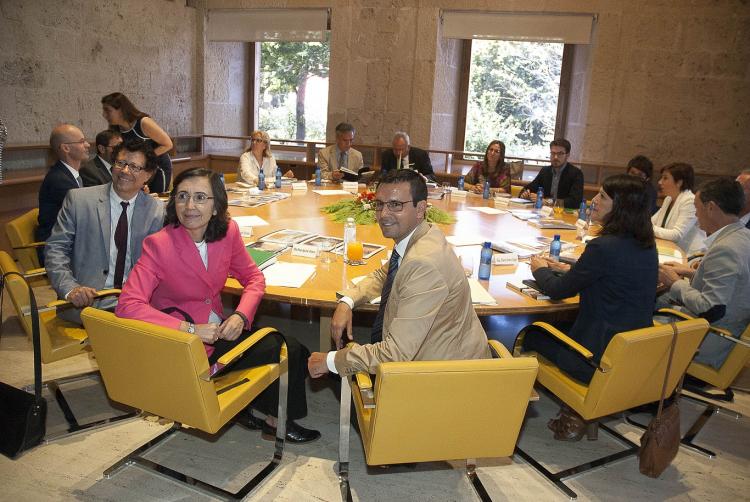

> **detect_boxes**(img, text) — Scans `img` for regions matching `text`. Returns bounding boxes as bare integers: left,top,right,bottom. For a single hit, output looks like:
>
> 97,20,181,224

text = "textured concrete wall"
430,33,462,152
0,0,202,144
204,41,249,149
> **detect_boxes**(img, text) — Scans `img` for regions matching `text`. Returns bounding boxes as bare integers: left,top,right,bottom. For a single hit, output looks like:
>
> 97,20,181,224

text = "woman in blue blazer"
521,174,658,440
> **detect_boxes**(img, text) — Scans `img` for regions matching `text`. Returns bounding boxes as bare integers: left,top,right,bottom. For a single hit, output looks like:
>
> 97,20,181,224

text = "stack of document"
467,278,497,305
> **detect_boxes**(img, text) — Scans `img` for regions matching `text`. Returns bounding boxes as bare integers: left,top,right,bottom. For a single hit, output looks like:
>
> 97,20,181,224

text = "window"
464,40,563,159
258,39,330,141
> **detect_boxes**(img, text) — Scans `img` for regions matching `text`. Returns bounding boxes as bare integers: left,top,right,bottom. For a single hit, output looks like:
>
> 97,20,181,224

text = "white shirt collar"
393,224,420,261
60,160,80,180
109,185,139,205
703,222,733,248
98,155,112,172
740,212,750,227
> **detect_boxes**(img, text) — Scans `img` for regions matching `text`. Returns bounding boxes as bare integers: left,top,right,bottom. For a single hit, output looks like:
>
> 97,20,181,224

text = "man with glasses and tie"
45,140,164,324
520,138,584,209
307,169,490,379
36,124,91,264
317,122,364,182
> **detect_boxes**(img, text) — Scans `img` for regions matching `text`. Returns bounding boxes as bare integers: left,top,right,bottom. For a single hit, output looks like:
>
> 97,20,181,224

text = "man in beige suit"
317,122,364,181
308,169,490,378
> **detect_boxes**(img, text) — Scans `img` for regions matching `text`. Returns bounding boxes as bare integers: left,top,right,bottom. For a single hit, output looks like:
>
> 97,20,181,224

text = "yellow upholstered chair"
0,251,133,440
223,172,238,184
651,308,749,457
5,208,46,279
515,319,709,499
80,308,288,499
337,340,538,501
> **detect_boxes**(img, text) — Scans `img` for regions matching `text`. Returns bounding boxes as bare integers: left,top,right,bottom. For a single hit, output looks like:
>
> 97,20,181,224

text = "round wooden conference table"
222,184,684,350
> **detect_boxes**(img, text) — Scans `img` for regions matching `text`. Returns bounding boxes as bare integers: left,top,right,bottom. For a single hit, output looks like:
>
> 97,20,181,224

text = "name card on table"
492,253,519,266
292,181,308,191
291,243,320,258
343,181,359,192
540,206,553,217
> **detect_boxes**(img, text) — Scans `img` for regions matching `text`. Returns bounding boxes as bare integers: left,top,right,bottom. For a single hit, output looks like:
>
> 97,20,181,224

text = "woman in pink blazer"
116,168,320,443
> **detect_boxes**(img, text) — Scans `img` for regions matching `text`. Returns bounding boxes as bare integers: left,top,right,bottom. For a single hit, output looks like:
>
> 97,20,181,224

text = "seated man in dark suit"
380,131,436,182
79,129,123,187
520,138,584,209
36,124,91,264
45,140,165,325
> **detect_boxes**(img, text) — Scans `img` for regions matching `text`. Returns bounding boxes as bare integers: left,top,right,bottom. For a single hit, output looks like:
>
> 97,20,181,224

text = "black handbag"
0,271,48,458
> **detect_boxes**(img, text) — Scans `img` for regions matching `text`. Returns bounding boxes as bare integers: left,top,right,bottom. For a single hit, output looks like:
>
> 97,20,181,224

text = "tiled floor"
1,286,748,501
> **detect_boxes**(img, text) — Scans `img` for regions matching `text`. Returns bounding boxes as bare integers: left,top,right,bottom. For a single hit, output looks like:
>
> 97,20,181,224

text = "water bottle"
549,234,562,262
458,175,465,191
343,217,356,261
534,187,544,210
578,200,587,221
315,165,322,186
478,242,492,280
258,169,266,191
482,180,490,199
275,167,282,188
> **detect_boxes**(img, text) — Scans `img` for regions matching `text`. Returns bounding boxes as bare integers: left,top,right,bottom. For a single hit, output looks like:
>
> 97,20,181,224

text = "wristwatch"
186,323,196,334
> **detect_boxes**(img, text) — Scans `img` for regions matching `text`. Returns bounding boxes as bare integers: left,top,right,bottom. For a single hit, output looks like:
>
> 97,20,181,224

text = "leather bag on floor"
639,322,681,478
0,271,47,458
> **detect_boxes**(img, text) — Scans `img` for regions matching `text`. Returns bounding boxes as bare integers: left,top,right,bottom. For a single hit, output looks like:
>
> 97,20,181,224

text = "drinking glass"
553,199,564,217
461,254,475,278
345,240,365,265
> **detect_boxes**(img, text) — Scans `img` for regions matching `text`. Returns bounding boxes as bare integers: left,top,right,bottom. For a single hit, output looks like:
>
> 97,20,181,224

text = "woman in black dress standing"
102,92,173,193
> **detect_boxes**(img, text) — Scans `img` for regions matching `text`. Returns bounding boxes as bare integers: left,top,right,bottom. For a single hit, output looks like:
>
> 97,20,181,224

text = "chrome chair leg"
515,423,639,500
338,374,353,502
466,459,493,502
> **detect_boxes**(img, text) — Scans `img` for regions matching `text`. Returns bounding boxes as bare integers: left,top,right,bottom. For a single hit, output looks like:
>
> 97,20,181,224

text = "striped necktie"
370,249,400,343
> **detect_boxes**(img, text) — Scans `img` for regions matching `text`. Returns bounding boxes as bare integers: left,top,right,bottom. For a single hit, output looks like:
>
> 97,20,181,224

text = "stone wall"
204,41,250,150
0,0,201,145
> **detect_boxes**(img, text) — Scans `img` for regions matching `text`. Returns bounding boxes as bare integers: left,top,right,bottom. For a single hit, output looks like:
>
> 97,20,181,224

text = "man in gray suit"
79,129,122,187
46,140,165,324
317,122,364,181
658,178,750,368
308,169,489,378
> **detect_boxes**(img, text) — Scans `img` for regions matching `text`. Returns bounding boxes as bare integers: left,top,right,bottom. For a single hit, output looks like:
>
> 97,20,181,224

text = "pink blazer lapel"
171,225,214,290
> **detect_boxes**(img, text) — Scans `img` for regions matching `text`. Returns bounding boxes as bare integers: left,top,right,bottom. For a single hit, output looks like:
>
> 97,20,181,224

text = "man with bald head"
36,124,91,263
737,169,750,228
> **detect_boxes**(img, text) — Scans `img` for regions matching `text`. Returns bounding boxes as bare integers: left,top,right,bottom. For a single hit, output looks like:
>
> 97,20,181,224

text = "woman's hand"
192,323,220,344
218,314,245,341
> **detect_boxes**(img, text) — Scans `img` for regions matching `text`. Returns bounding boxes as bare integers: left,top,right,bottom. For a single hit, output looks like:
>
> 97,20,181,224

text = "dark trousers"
208,329,310,421
521,322,595,385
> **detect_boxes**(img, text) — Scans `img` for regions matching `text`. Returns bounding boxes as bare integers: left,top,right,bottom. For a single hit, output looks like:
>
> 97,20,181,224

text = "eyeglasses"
63,138,87,145
175,191,214,205
488,148,501,154
251,138,266,143
550,151,568,157
373,200,413,212
113,160,146,174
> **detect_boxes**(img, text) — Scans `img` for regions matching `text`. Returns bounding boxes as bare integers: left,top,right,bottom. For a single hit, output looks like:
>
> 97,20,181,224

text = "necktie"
338,152,346,170
113,201,129,288
370,250,400,343
75,175,83,188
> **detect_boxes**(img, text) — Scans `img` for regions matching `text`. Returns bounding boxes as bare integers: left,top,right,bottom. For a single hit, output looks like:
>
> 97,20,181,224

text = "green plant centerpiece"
322,191,454,225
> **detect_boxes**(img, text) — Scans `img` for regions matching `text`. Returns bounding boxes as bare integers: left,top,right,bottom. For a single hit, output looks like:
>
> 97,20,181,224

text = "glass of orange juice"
345,240,365,265
553,199,564,217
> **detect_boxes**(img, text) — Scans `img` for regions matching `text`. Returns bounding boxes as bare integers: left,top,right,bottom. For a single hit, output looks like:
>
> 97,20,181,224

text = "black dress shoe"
235,409,266,430
262,420,321,444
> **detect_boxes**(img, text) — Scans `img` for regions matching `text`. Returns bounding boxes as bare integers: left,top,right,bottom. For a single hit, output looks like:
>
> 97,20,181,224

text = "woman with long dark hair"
520,174,658,440
463,140,511,194
101,92,173,193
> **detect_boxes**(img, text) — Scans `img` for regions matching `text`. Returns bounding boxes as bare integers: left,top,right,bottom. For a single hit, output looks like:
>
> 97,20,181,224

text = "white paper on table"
658,254,682,265
467,278,497,305
232,215,269,227
446,235,485,247
468,206,507,215
312,190,353,196
262,262,316,288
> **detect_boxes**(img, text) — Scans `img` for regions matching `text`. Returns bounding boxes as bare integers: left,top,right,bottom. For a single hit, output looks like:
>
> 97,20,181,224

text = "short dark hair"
95,129,121,149
377,168,427,207
165,168,229,243
550,138,571,154
599,174,655,248
101,92,147,123
111,139,158,173
335,122,355,135
627,155,653,180
661,162,695,192
697,178,744,216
